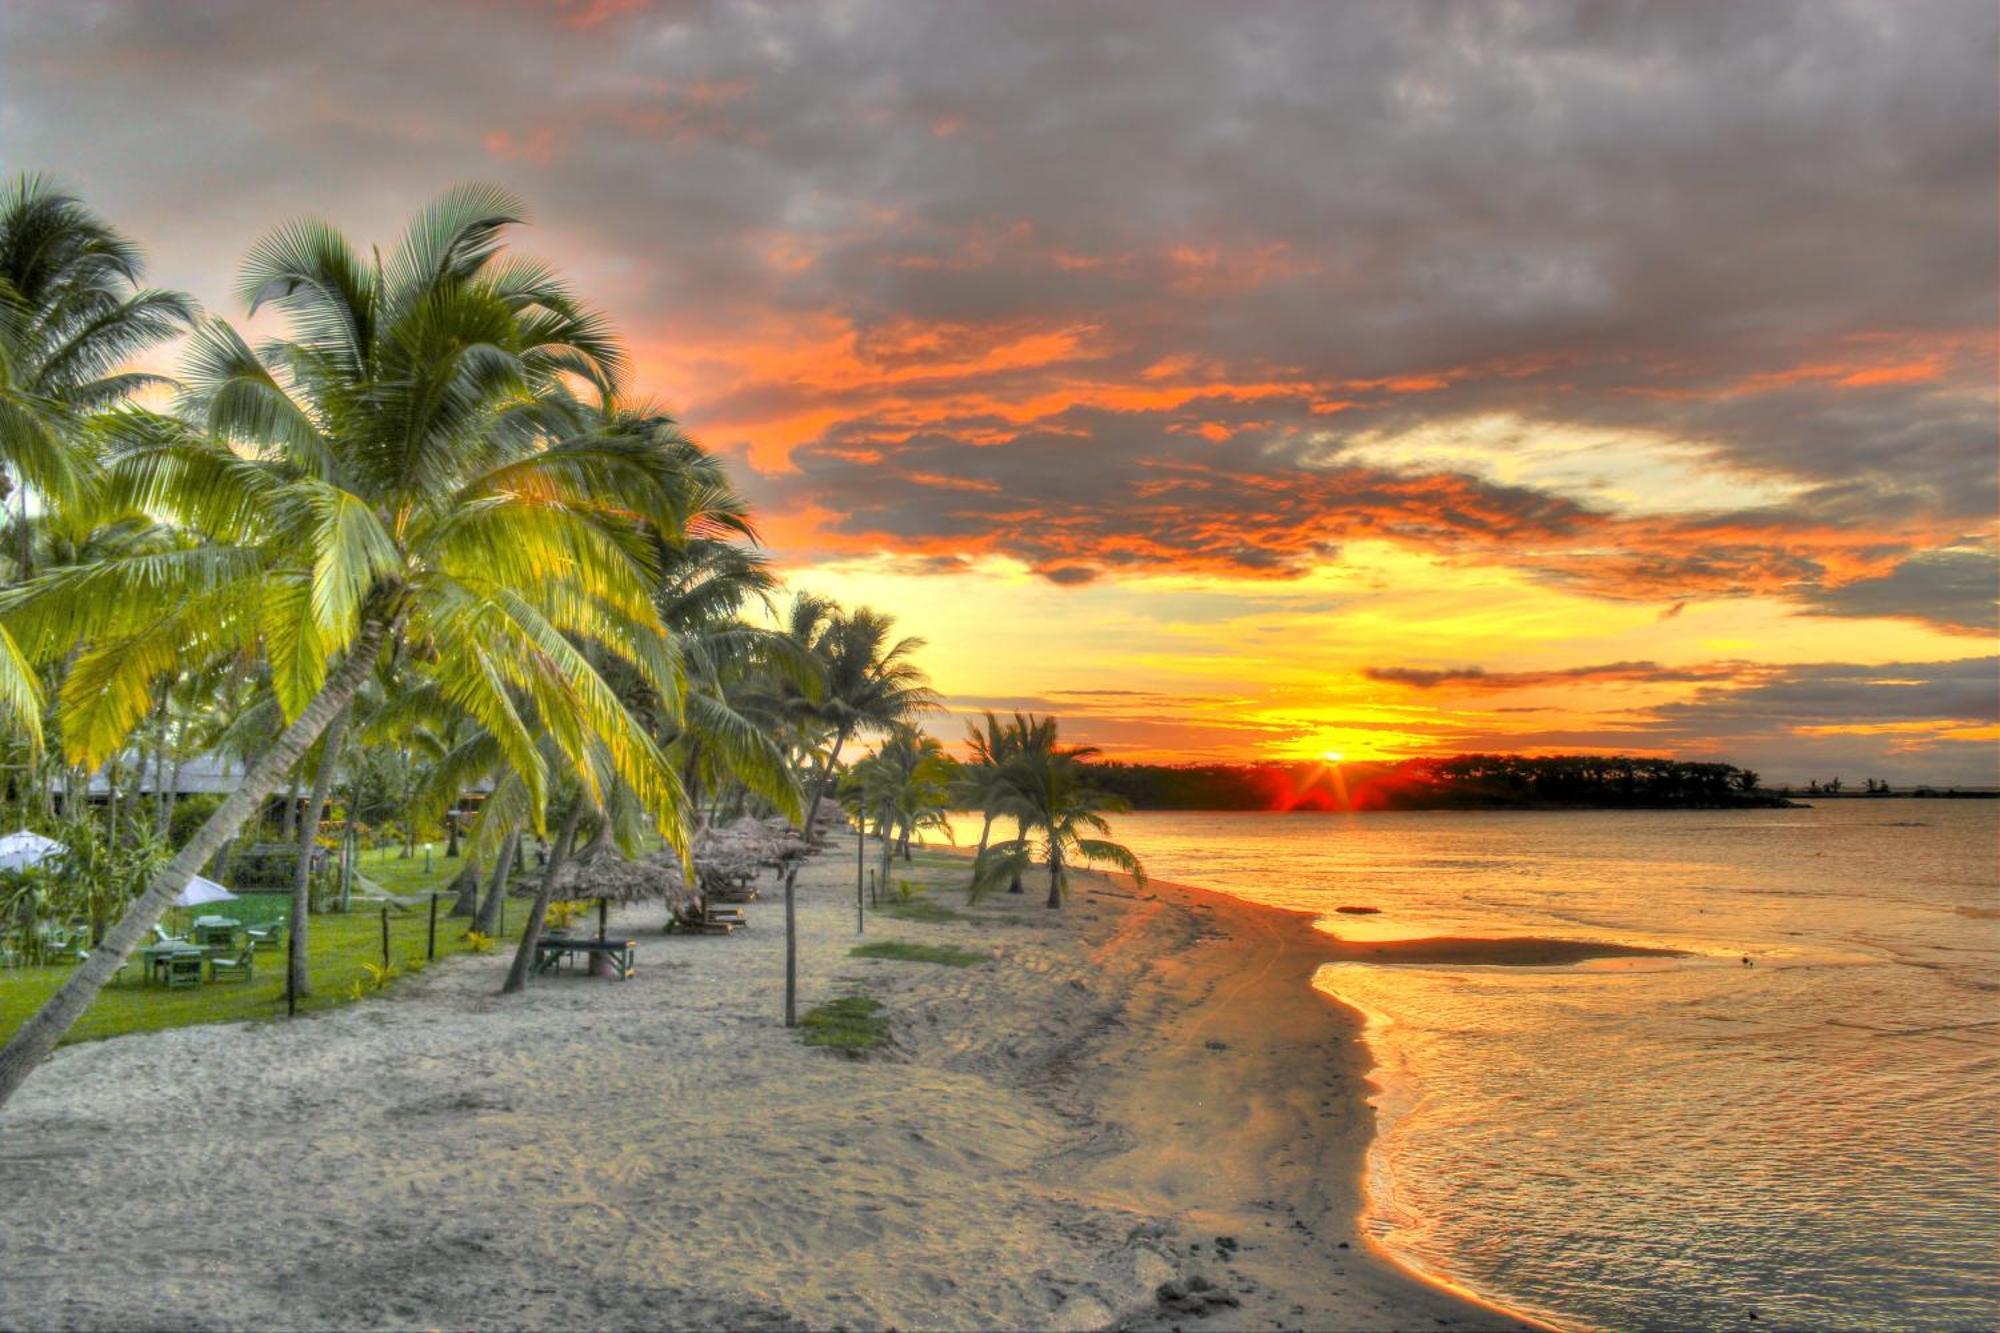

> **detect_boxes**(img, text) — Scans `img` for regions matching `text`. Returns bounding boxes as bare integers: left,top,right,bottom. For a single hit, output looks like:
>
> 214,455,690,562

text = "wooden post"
427,893,438,960
597,897,608,942
856,824,864,933
782,858,801,1028
379,906,389,967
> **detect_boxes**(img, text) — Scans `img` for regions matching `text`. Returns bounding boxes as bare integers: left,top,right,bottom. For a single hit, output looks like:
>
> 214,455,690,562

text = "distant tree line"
1086,753,1793,812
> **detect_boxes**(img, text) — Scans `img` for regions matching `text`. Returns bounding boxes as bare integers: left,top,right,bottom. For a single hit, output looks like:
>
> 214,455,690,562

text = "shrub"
229,843,303,889
168,794,225,848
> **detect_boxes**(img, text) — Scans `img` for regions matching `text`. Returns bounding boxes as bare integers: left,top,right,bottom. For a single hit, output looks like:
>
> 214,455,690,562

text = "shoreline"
0,834,1538,1331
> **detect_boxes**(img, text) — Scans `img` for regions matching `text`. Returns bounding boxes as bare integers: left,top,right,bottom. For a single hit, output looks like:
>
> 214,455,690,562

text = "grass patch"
874,898,963,924
798,994,890,1053
851,940,987,968
0,848,523,1048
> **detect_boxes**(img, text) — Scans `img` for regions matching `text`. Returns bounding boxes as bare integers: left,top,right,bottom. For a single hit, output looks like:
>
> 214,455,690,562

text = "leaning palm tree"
0,174,197,747
978,731,1146,909
0,186,700,1107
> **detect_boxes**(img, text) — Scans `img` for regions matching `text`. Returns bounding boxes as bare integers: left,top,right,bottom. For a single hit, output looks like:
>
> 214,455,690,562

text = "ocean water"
972,803,2000,1331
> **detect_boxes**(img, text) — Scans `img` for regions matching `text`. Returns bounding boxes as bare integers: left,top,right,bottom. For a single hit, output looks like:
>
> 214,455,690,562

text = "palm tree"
0,186,701,1107
762,597,934,1025
952,712,1012,883
0,174,197,749
978,729,1146,909
851,725,957,894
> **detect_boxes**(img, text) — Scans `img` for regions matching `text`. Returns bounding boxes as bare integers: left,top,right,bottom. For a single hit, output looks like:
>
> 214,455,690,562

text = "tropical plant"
0,173,197,747
0,186,703,1107
760,598,934,1026
976,730,1146,909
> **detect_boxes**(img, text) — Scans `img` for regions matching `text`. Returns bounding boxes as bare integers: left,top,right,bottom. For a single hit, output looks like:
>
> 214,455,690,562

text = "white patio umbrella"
0,830,65,872
174,875,238,907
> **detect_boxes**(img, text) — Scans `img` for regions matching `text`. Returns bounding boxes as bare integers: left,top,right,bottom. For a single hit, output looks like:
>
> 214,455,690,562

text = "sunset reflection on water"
953,802,2000,1331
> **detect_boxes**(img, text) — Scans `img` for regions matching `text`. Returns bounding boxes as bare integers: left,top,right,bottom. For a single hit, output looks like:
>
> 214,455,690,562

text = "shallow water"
965,803,2000,1331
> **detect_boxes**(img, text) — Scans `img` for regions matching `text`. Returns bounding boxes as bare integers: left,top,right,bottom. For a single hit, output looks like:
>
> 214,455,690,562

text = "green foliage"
798,994,889,1054
167,793,225,847
228,843,305,889
463,931,495,954
851,941,986,968
359,960,400,990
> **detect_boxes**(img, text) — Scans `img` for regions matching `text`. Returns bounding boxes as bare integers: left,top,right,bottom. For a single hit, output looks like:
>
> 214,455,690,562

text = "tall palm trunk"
783,721,851,1032
474,831,519,937
287,703,351,1003
446,857,481,917
1046,843,1064,910
161,751,187,840
0,619,388,1110
106,757,122,850
277,774,300,841
502,804,583,994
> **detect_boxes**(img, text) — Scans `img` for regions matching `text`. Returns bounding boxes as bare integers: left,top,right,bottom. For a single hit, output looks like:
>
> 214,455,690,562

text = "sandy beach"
0,834,1527,1332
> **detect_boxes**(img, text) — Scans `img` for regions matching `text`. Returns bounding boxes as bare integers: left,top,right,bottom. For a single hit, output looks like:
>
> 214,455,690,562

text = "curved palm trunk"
446,856,481,917
502,804,583,995
287,703,352,1003
1046,844,1064,909
969,810,993,889
473,831,519,937
0,619,387,1110
799,724,851,838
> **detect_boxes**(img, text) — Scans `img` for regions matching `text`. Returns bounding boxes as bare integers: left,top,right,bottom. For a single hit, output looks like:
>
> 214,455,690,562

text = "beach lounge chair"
208,944,254,984
164,952,204,989
245,920,286,951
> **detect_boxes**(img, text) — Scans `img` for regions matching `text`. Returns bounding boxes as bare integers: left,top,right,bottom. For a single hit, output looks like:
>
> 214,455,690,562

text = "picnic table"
138,942,208,988
531,933,636,980
190,916,242,950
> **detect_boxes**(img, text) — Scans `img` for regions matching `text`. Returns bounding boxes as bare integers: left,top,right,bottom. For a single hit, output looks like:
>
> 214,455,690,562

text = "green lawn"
0,847,521,1048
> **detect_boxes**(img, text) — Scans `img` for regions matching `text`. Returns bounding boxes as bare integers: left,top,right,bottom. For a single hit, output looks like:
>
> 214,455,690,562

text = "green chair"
164,952,204,989
245,920,286,952
208,945,254,984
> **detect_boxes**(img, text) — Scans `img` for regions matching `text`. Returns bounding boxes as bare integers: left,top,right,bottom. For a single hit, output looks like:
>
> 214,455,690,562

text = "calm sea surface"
967,803,2000,1331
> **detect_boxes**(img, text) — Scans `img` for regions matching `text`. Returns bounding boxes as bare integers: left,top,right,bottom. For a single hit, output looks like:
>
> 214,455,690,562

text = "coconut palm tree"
0,174,197,748
758,597,934,1024
851,724,957,894
0,186,701,1107
977,731,1145,909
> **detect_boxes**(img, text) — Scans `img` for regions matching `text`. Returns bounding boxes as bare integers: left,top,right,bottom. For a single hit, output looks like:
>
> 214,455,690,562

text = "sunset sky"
2,0,1994,783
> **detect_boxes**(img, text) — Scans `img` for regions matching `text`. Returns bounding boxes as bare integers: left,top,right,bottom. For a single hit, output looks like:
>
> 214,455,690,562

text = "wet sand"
0,835,1528,1331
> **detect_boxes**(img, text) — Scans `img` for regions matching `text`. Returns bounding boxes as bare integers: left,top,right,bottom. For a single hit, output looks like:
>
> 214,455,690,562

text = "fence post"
379,905,390,968
427,893,438,960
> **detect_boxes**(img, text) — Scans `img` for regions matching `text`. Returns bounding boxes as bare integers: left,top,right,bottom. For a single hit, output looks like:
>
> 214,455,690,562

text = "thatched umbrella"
551,847,688,940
